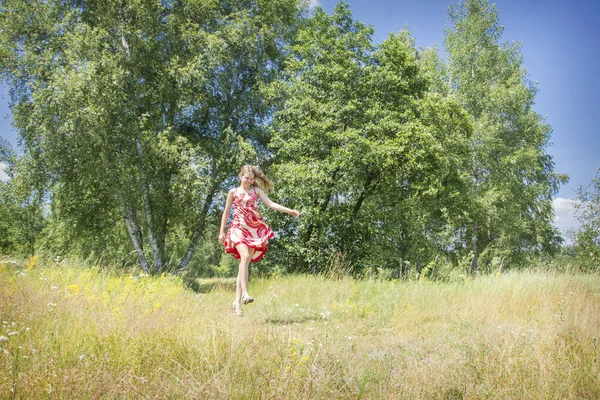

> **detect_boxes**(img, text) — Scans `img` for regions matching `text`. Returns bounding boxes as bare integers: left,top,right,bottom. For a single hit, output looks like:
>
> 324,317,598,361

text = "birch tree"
0,0,303,272
445,0,565,272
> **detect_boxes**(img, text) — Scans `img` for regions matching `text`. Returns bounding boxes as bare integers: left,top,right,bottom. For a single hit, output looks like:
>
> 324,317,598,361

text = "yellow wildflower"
26,255,38,270
66,284,80,296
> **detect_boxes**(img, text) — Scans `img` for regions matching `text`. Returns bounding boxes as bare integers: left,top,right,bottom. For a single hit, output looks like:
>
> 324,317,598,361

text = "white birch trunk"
134,134,164,272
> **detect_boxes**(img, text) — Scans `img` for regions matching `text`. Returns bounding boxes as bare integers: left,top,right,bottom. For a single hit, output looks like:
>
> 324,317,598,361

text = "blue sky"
1,0,599,234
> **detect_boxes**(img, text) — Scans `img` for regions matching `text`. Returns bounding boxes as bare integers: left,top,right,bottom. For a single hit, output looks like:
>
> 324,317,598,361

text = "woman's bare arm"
218,189,235,243
256,187,299,218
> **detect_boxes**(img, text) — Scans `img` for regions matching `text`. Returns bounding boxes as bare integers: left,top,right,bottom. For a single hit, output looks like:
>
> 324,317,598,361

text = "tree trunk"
120,199,150,273
303,169,339,274
118,30,163,273
470,223,478,275
179,181,220,270
304,169,339,244
470,158,480,275
352,172,378,218
134,134,164,273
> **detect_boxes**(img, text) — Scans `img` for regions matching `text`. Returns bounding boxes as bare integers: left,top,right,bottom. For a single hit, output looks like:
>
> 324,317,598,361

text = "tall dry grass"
1,256,599,399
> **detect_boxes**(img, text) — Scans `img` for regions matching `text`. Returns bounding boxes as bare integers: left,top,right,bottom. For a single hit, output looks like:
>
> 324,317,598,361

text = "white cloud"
552,197,581,234
305,0,320,8
0,162,8,182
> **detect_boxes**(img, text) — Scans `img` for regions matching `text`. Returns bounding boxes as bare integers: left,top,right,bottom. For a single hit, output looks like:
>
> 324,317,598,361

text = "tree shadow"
183,277,236,294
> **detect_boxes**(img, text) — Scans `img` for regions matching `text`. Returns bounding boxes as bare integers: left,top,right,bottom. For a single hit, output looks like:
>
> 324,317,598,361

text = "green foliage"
0,0,567,275
0,180,45,256
265,3,472,274
572,170,600,271
0,181,20,253
0,139,45,256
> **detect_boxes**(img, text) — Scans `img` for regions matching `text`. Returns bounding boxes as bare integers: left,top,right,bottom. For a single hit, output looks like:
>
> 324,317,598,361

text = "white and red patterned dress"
224,186,275,262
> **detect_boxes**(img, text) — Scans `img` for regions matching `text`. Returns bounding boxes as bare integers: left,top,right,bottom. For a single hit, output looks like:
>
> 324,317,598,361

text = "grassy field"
1,257,599,399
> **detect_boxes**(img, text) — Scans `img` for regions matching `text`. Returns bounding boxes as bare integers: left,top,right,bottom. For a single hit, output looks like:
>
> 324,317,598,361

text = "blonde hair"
239,164,273,193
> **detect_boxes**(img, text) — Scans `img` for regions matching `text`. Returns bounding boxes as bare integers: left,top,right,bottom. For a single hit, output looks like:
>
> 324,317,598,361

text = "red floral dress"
224,187,275,262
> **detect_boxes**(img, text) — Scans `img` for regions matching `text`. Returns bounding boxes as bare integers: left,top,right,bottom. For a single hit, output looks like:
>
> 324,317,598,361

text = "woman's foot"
241,293,254,305
232,302,243,317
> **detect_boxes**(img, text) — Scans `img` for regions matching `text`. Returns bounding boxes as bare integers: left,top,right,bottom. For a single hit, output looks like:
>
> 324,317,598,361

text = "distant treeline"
0,0,596,275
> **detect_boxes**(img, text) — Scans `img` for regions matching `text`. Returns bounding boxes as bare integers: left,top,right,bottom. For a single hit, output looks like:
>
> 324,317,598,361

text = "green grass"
1,256,599,399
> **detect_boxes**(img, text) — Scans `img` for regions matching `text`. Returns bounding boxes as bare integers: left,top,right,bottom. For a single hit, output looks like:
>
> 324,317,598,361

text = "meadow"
1,256,599,399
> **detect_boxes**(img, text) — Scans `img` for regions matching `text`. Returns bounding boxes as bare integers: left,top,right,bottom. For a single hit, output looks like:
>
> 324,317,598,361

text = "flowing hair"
239,165,273,193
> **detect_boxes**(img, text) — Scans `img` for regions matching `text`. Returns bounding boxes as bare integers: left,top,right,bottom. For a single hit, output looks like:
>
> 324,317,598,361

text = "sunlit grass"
1,256,599,398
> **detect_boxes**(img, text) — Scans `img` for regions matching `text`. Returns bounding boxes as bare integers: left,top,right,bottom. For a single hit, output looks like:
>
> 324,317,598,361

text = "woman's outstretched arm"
256,187,299,218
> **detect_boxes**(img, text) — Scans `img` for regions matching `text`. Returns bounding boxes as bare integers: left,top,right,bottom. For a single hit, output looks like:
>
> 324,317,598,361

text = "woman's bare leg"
235,244,255,302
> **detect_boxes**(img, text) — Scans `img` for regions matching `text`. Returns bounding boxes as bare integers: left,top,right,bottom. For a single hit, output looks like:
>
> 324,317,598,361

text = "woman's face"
240,172,254,189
